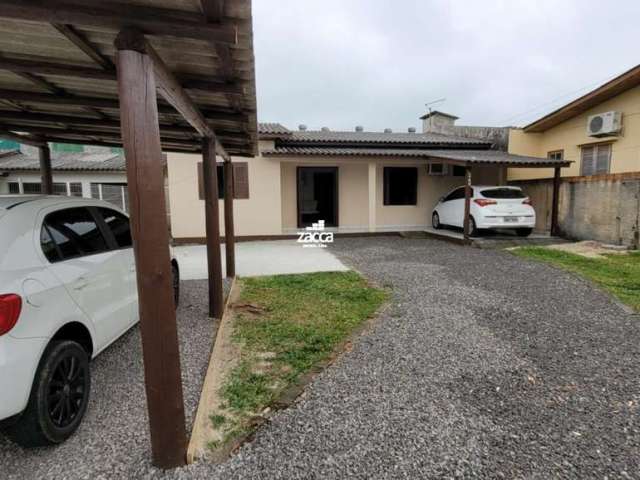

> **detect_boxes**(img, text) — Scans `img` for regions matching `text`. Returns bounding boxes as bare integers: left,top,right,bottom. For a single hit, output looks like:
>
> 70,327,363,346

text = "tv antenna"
424,98,446,129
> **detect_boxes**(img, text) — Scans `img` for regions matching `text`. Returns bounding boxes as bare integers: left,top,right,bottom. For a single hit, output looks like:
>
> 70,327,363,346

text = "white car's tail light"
473,198,497,207
0,294,22,336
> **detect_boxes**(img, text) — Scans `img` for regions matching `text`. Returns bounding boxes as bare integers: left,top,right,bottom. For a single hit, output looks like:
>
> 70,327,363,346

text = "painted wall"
279,158,501,233
280,159,369,233
167,147,502,239
508,84,640,180
166,141,283,239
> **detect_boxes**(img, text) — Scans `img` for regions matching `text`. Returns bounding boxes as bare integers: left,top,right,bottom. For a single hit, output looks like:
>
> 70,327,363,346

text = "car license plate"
504,216,518,223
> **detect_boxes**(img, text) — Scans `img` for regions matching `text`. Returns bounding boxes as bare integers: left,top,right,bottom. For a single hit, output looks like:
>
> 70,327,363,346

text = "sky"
252,0,640,132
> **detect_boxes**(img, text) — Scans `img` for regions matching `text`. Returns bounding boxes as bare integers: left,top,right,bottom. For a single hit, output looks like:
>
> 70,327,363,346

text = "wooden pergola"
0,0,257,468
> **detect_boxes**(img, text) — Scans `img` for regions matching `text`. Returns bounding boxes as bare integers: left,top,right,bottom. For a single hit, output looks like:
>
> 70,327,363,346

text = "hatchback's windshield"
481,188,525,199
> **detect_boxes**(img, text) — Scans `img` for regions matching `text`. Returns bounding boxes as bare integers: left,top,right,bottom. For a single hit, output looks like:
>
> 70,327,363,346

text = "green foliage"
513,247,640,312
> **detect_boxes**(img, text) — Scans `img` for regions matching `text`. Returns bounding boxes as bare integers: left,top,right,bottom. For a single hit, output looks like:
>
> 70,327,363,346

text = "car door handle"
73,277,89,291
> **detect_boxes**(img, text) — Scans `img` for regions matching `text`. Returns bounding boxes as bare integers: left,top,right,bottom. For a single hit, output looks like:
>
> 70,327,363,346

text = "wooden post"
38,144,53,194
223,158,236,278
463,165,472,240
202,137,224,318
550,166,561,236
115,40,187,469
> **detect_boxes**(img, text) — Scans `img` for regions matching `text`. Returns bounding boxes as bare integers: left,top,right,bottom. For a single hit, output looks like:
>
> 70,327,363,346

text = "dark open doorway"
297,167,338,228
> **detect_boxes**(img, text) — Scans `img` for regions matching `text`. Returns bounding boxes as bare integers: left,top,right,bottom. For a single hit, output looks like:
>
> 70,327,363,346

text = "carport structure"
420,150,571,240
0,0,257,469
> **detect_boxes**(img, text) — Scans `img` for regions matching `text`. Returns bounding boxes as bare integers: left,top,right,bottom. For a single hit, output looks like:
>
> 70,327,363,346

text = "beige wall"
167,140,282,239
168,150,502,238
508,84,640,180
280,157,501,233
280,160,369,232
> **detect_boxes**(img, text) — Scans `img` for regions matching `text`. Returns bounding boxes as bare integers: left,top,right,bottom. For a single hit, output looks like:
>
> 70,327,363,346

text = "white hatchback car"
0,195,179,447
432,185,536,237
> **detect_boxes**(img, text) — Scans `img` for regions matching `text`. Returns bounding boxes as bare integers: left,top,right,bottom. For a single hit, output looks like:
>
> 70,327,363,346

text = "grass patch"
215,271,387,445
209,414,226,428
513,247,640,312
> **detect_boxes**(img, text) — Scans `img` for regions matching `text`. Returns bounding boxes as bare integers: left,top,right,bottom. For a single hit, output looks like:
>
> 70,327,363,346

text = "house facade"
508,64,640,181
507,64,640,246
167,120,562,242
0,148,130,211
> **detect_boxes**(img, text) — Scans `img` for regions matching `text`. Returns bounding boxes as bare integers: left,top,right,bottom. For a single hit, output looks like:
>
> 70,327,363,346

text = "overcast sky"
252,0,639,132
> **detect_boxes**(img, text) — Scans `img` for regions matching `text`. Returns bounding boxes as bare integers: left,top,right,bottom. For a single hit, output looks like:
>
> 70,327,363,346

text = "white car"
0,195,179,447
432,185,536,237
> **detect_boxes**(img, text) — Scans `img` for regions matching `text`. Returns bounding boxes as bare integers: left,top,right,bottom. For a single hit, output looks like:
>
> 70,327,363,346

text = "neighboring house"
167,115,561,242
507,64,640,247
0,148,129,212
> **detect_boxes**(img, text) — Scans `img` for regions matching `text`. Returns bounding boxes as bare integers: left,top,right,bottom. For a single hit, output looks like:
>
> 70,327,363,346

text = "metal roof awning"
262,147,571,168
0,0,258,156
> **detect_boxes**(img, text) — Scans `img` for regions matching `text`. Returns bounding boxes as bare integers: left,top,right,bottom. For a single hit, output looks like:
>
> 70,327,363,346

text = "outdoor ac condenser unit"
586,111,622,137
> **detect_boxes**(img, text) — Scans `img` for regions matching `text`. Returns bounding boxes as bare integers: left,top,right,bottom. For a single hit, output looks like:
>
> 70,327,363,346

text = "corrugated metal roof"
258,123,291,135
278,130,490,146
0,150,125,171
262,147,571,167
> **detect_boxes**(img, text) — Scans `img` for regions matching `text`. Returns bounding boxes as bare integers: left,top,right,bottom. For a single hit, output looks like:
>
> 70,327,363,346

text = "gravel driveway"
2,237,639,479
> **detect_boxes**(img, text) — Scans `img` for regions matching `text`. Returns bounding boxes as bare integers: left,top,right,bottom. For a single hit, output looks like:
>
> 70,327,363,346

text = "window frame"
95,207,133,251
547,150,564,161
580,143,611,176
40,206,115,264
383,167,418,206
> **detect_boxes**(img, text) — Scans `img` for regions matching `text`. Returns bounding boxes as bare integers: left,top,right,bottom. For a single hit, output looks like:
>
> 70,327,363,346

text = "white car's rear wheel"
3,340,90,447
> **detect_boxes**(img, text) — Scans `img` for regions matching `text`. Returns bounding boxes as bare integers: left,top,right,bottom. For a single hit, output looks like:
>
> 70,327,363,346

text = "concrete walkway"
174,240,348,279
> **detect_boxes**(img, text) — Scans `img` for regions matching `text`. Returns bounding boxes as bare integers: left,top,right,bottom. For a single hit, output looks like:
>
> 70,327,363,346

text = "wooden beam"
40,135,199,153
463,166,472,240
1,0,238,43
550,167,561,236
116,46,186,469
38,144,53,194
0,127,46,147
0,123,196,142
52,24,115,70
0,56,244,95
0,89,250,123
0,111,249,140
223,158,235,278
114,28,236,160
202,137,224,318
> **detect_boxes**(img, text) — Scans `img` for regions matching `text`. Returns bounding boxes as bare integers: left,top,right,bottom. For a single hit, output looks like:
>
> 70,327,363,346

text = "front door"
297,167,338,228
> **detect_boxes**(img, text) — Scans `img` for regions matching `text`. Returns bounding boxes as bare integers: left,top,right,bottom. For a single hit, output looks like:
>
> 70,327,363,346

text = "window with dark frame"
547,150,564,161
383,167,418,206
581,144,611,176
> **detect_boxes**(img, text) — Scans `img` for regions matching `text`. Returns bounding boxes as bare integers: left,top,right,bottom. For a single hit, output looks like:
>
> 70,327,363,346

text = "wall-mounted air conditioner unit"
586,111,622,137
428,163,447,176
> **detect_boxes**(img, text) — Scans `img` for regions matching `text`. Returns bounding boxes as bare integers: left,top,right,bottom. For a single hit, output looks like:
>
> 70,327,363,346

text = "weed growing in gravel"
214,271,387,448
513,247,640,312
209,414,227,428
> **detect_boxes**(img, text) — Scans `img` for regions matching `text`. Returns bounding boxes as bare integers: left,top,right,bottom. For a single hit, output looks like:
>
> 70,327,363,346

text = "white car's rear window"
481,188,526,199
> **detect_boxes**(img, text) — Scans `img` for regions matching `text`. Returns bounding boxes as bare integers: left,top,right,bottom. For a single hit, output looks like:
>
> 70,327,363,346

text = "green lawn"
513,247,640,312
211,271,388,447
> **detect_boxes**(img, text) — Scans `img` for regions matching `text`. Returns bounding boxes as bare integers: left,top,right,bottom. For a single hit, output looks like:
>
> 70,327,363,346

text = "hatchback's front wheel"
3,340,90,447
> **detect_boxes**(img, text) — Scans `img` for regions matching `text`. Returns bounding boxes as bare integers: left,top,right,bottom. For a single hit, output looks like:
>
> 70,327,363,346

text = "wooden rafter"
0,89,250,122
114,28,232,160
1,0,238,43
0,110,251,141
0,56,244,94
52,24,115,71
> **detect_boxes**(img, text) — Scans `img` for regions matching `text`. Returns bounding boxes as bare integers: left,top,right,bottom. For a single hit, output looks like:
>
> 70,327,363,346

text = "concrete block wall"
512,173,640,248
